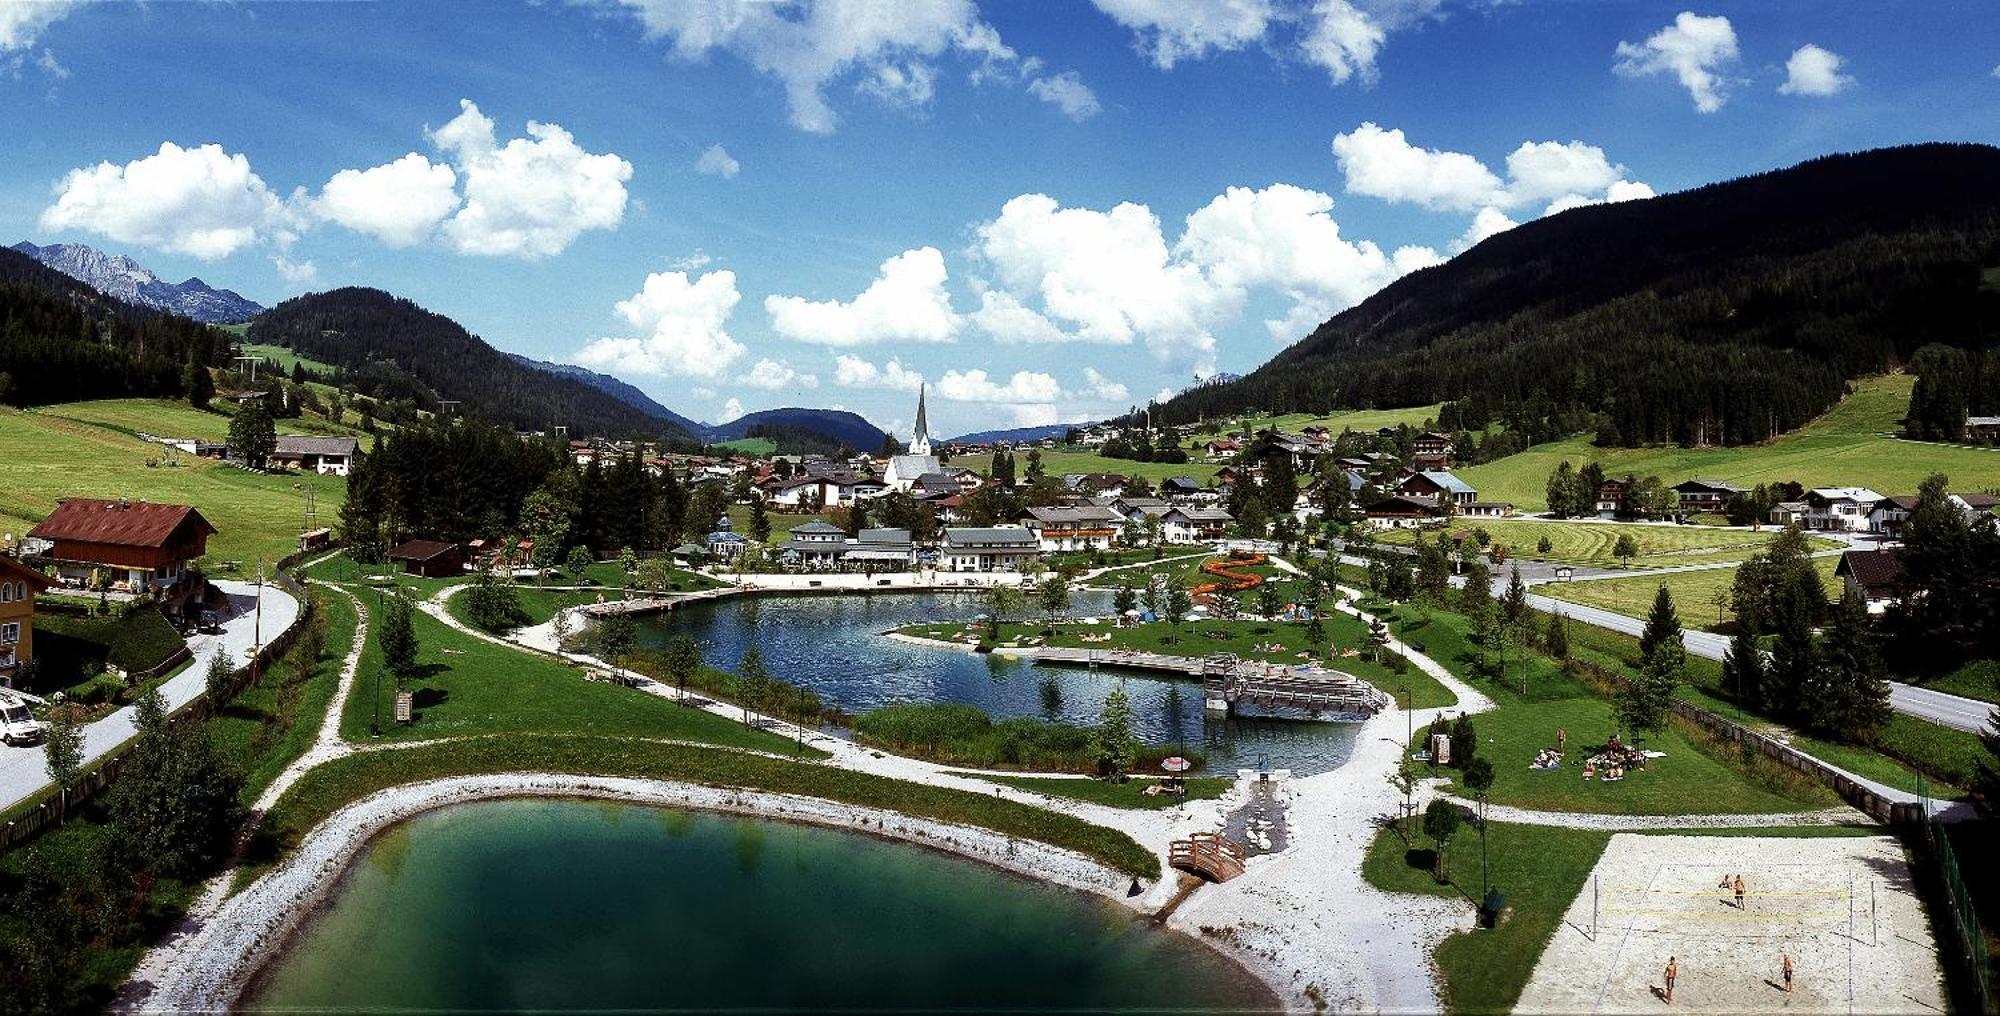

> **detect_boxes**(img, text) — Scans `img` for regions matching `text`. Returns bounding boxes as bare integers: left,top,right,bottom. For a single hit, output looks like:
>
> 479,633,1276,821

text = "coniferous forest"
0,247,227,406
1159,144,2000,448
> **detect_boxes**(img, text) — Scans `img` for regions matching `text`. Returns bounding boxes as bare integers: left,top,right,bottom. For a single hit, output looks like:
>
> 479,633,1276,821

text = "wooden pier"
994,646,1388,720
1169,832,1247,882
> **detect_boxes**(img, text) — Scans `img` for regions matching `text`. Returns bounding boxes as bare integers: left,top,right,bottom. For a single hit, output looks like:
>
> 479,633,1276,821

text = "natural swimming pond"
638,591,1361,774
244,798,1277,1012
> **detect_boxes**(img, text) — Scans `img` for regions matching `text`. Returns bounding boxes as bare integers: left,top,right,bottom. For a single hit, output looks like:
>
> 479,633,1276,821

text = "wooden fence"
1,556,315,851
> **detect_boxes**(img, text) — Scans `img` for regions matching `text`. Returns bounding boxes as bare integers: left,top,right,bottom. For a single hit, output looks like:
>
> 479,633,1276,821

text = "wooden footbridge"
1199,654,1387,718
1169,832,1247,882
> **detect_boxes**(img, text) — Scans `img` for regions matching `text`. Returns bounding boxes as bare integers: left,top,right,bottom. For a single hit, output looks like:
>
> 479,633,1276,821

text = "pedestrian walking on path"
1782,951,1793,994
1664,957,1678,1004
1734,874,1746,910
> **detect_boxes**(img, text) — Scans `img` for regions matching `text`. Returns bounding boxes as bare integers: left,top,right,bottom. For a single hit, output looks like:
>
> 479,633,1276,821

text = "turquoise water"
641,592,1360,774
244,798,1276,1013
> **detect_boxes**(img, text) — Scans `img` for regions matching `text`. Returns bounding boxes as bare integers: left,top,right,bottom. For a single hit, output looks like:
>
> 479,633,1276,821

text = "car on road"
0,693,45,746
196,611,225,636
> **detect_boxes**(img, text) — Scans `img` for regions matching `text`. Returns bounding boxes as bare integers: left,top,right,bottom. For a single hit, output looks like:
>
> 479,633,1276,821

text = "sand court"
1516,833,1945,1014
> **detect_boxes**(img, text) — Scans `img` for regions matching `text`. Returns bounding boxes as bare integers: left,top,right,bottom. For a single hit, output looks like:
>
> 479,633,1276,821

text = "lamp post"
370,585,384,737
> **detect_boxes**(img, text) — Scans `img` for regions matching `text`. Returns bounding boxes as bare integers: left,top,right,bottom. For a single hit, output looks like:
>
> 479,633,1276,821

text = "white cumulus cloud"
428,99,633,258
1088,0,1275,69
572,269,746,379
1332,122,1506,212
590,0,1077,133
1779,44,1853,97
765,246,960,346
832,354,925,392
740,357,817,390
1299,0,1386,84
313,153,460,247
40,142,292,260
1079,367,1130,403
1,0,73,52
694,143,741,177
1027,71,1101,120
1614,11,1739,113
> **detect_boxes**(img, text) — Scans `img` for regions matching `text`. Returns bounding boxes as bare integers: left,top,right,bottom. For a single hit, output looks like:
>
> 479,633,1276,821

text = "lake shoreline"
140,773,1285,1013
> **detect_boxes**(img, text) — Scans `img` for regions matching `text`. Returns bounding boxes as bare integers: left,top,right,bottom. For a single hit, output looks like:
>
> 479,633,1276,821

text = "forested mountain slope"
0,246,228,406
1160,144,2000,447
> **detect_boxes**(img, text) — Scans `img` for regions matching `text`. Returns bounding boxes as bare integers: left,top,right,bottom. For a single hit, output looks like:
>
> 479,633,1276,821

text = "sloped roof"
1835,548,1903,593
29,498,216,548
273,435,360,457
389,539,458,562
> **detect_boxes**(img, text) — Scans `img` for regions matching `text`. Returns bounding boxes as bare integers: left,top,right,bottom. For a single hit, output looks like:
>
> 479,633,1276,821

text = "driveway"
0,579,301,814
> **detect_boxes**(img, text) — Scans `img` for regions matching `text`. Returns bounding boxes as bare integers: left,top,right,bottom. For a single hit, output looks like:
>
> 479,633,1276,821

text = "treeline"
249,287,692,442
1904,343,2000,442
0,248,229,407
1161,144,2000,449
339,420,728,564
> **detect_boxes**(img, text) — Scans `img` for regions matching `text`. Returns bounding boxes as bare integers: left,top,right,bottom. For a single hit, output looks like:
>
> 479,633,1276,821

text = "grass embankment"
210,590,358,805
1376,519,1838,569
852,702,1198,774
1048,545,1209,575
242,735,1161,884
334,583,793,754
1363,820,1610,1014
962,773,1232,810
0,401,346,572
1906,659,2000,705
1543,556,1840,630
724,504,825,544
1547,609,1985,795
1459,374,2000,511
899,605,1458,711
1369,601,1835,815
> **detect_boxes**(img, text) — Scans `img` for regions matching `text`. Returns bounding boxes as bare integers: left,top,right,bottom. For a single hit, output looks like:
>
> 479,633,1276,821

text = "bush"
851,702,1164,773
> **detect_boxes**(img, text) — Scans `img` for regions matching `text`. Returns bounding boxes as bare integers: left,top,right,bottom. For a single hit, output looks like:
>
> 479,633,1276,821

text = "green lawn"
724,504,826,543
1460,375,2000,511
715,437,778,456
1201,404,1448,445
210,589,359,805
335,585,791,752
1014,449,1221,485
1362,820,1611,1015
37,397,366,442
238,342,341,378
239,734,1162,887
1543,557,1840,631
1370,602,1834,815
1376,519,1838,569
957,773,1233,809
1906,658,2000,705
0,404,346,574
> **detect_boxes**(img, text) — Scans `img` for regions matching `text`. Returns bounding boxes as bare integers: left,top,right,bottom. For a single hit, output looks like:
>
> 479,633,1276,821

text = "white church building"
883,384,942,493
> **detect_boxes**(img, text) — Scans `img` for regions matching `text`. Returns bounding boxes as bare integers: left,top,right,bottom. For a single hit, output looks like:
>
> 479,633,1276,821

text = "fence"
1917,776,1991,1014
0,557,315,852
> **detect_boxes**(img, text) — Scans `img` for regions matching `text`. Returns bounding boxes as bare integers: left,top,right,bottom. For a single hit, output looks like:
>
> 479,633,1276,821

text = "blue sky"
4,1,1997,439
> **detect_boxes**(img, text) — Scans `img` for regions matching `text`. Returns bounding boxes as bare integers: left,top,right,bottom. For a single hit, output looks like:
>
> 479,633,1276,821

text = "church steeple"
909,383,931,456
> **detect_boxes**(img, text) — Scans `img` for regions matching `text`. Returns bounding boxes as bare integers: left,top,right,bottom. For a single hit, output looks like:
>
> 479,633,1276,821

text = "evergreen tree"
1621,586,1684,737
1764,599,1818,720
749,497,771,542
106,701,242,879
204,650,234,709
1423,798,1460,882
1501,563,1529,627
1113,583,1138,616
1806,595,1892,743
379,593,421,688
1720,627,1765,710
1458,559,1492,619
1545,611,1569,663
1095,684,1136,779
227,398,277,468
182,357,214,408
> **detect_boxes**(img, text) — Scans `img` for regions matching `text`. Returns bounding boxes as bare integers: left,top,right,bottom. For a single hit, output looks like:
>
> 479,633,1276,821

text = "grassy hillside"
1200,403,1446,441
1375,519,1839,568
32,398,366,442
1460,375,2000,510
992,405,1447,485
0,402,345,571
1543,557,1842,631
715,437,777,456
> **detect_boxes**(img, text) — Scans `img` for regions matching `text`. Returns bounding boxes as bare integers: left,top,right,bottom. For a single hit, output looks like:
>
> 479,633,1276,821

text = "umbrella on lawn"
1160,756,1192,773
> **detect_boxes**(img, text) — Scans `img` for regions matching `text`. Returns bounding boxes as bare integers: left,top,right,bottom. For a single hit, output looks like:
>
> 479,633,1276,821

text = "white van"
0,693,44,746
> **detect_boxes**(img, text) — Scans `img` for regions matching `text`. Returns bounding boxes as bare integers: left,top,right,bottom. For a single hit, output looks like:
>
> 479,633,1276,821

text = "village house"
1020,505,1123,552
1769,500,1809,527
269,435,362,476
1835,548,1904,615
1867,491,2000,538
1203,437,1241,460
1362,494,1439,528
389,539,463,578
1160,476,1206,500
1594,478,1631,519
1412,431,1454,469
1160,506,1234,543
1966,416,2000,442
780,521,849,568
939,526,1039,572
1672,479,1745,515
1250,430,1325,472
1802,487,1885,532
0,555,52,686
1397,470,1478,508
26,498,215,611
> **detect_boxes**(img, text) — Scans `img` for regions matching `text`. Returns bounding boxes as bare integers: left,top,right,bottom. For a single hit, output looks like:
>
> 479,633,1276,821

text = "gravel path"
1435,795,1871,830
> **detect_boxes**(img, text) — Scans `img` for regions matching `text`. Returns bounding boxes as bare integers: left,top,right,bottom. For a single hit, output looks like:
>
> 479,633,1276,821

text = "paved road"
0,580,301,815
1330,549,1996,734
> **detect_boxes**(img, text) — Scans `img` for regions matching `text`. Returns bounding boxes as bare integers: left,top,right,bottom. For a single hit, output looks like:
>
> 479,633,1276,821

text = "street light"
370,585,384,737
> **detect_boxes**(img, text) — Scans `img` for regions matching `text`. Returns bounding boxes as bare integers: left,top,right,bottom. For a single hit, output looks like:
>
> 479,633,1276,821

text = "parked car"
197,611,225,636
0,693,45,746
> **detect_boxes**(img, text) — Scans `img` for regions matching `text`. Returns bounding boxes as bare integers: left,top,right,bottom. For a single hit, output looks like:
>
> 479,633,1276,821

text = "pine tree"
1502,563,1529,627
1765,603,1817,720
1721,627,1765,711
379,594,421,688
1545,612,1569,663
749,497,771,542
1620,586,1683,737
1807,595,1892,743
1095,684,1136,779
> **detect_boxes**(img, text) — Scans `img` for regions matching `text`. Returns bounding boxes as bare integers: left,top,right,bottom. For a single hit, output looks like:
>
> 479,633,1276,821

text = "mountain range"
12,241,265,323
1160,143,2000,448
945,422,1092,445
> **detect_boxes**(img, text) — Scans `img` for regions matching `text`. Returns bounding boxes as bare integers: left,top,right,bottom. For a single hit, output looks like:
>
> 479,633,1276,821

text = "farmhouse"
1412,431,1453,468
1835,548,1904,615
1593,478,1630,519
1802,487,1885,532
939,526,1039,572
0,555,52,685
1363,494,1438,528
389,539,463,578
269,435,361,476
1672,478,1744,514
1397,470,1477,508
1161,506,1233,543
27,498,215,608
780,521,849,567
1021,505,1123,552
